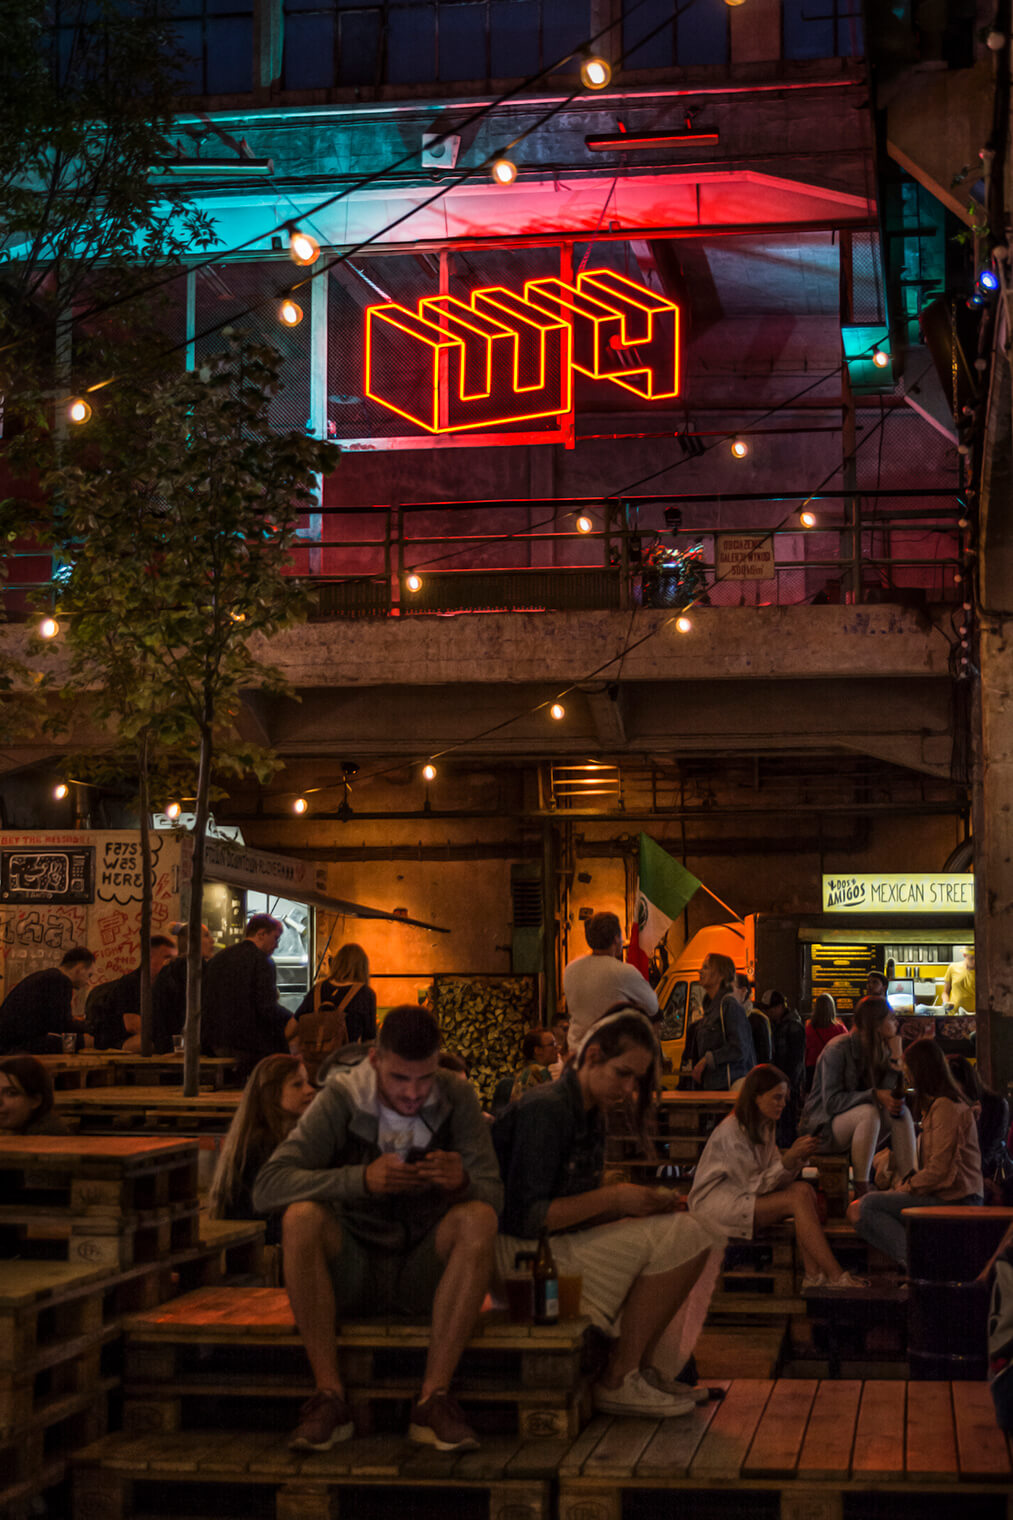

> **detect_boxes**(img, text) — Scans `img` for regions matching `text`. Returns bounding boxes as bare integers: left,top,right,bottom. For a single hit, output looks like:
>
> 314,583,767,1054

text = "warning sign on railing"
715,533,775,580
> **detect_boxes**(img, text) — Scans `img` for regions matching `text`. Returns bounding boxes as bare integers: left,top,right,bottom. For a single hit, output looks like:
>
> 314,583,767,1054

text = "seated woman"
800,995,916,1197
689,1064,866,1290
848,1038,984,1267
947,1054,1009,1189
208,1055,315,1245
493,1010,720,1419
0,1055,68,1135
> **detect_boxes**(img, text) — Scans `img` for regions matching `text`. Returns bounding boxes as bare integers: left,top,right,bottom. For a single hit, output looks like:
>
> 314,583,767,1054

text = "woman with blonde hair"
208,1054,315,1243
690,1064,865,1289
290,943,377,1043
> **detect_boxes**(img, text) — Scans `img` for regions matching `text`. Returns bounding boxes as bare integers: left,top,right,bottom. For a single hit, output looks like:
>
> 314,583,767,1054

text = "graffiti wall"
0,831,181,1008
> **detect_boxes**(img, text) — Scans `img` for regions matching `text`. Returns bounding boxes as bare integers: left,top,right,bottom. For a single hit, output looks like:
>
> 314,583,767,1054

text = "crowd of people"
0,910,1008,1453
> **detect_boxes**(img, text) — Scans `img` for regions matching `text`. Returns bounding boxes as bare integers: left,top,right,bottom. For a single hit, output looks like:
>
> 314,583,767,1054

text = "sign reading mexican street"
822,874,975,915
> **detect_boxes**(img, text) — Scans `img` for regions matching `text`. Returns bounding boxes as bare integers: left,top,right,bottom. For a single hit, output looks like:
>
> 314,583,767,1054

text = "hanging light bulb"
724,0,747,7
293,797,308,814
279,299,304,326
406,572,423,593
550,702,566,721
68,398,92,424
800,510,817,529
730,437,749,459
576,514,593,534
872,349,890,369
580,55,612,89
289,229,320,266
422,763,437,781
675,616,693,634
38,616,60,639
490,158,518,186
53,783,69,801
978,267,1000,293
165,802,181,820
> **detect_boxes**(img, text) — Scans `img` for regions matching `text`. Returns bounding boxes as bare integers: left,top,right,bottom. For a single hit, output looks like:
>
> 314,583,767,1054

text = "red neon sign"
365,270,680,433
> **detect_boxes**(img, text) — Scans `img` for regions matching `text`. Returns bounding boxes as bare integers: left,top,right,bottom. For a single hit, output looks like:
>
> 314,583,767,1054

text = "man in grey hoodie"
254,1003,502,1456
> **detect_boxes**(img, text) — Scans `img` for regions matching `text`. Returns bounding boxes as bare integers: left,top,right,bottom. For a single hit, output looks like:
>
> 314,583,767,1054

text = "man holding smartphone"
254,1003,502,1455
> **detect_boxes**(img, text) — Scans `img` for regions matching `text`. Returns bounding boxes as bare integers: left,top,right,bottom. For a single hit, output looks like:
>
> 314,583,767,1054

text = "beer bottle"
532,1229,559,1325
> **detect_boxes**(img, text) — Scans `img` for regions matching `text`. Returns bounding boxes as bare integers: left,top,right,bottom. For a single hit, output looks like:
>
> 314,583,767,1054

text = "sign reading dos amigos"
822,874,975,915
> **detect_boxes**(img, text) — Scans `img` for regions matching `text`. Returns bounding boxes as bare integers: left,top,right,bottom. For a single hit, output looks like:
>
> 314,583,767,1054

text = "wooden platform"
57,1086,241,1133
121,1287,594,1440
39,1054,238,1091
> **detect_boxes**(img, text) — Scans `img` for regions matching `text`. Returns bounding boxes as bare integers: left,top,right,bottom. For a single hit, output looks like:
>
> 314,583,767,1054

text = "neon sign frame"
364,268,680,437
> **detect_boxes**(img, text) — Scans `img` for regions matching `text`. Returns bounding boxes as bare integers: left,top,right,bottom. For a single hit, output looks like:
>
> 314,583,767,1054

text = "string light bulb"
422,763,437,781
38,617,59,639
550,702,566,721
979,267,1000,293
576,514,593,534
491,158,518,186
800,510,817,528
53,783,69,801
68,398,92,425
279,299,304,326
872,349,890,369
406,572,423,593
165,802,181,820
580,55,612,89
724,0,747,7
675,616,693,634
730,437,749,459
293,797,308,814
288,229,320,266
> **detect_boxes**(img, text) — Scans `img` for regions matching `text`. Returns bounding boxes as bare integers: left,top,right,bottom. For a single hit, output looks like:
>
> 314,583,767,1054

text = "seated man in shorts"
253,1004,503,1453
492,1009,720,1418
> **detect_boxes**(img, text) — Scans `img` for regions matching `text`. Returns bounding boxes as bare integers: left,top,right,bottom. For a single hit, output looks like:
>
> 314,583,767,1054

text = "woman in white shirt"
689,1064,867,1290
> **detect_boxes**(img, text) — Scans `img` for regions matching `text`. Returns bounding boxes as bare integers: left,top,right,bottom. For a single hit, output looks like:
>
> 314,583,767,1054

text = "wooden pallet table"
38,1054,238,1092
120,1286,594,1440
556,1377,1013,1520
73,1428,555,1520
57,1086,241,1134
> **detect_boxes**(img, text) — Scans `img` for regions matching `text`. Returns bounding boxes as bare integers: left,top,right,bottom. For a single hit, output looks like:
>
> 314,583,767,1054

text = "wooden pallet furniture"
56,1086,241,1134
606,1092,735,1179
905,1205,1013,1380
556,1377,1013,1520
38,1054,238,1092
73,1428,557,1520
120,1286,594,1441
0,1136,201,1271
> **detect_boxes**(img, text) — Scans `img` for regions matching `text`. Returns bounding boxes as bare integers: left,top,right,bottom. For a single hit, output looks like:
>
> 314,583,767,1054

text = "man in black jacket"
86,935,178,1050
0,946,96,1054
152,922,217,1053
201,913,288,1075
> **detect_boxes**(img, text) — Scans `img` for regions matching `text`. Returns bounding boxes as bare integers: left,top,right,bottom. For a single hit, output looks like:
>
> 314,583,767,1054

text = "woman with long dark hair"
804,993,846,1089
0,1056,66,1135
493,1009,719,1418
690,1064,864,1289
848,1038,983,1266
208,1054,315,1243
800,995,916,1196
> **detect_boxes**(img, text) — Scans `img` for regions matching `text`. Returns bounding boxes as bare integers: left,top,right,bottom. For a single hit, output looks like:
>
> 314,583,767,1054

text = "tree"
41,332,336,1089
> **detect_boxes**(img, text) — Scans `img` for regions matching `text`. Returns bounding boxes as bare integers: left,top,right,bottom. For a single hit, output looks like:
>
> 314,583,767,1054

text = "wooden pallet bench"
73,1428,557,1520
58,1086,241,1134
120,1286,594,1440
37,1054,238,1092
556,1377,1013,1520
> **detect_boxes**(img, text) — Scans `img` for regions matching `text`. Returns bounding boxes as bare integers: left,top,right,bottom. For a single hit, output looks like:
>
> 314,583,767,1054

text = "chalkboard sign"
1,848,95,904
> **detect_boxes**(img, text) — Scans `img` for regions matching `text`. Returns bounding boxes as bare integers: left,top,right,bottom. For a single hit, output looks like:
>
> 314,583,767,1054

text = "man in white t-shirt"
563,912,659,1052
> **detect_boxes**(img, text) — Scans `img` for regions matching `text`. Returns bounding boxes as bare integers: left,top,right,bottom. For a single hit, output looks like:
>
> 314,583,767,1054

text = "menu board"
809,942,875,1014
0,848,95,905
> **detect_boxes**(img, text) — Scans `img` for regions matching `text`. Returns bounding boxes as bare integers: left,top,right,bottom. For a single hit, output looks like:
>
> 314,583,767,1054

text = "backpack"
292,982,361,1082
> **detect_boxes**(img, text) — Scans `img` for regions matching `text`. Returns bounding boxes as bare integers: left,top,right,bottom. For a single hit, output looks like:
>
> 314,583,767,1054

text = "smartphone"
404,1146,428,1165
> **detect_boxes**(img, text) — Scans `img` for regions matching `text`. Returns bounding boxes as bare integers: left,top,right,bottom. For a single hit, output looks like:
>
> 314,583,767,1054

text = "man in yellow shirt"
944,946,975,1013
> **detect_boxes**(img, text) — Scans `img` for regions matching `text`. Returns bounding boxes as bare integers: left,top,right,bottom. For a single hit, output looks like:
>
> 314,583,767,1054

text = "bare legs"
599,1248,711,1387
282,1202,346,1394
753,1183,844,1280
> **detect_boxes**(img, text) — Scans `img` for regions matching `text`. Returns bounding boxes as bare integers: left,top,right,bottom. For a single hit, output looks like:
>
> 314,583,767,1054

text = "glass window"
490,0,539,78
387,3,437,82
783,0,863,60
439,1,486,80
622,0,727,70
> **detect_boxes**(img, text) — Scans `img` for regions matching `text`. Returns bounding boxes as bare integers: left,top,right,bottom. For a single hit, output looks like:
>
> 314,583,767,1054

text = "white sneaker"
593,1370,696,1418
642,1367,710,1405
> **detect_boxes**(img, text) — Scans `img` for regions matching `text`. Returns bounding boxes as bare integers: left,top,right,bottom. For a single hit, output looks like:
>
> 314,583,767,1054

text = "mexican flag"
634,833,701,958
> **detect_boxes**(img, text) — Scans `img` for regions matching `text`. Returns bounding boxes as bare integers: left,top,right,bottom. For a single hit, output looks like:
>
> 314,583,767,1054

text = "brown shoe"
289,1389,354,1451
408,1390,480,1452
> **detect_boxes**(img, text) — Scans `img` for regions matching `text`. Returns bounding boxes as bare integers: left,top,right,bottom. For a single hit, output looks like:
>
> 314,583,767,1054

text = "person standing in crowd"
85,935,178,1050
690,1064,866,1290
493,1010,719,1417
289,943,377,1047
762,991,806,1145
208,1054,316,1243
944,945,976,1013
800,995,916,1197
690,954,756,1092
865,970,889,999
805,993,846,1090
0,947,96,1055
848,1038,983,1266
563,912,658,1052
734,973,771,1064
152,923,217,1053
254,1005,502,1454
510,1027,558,1101
202,915,289,1078
0,1056,68,1134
